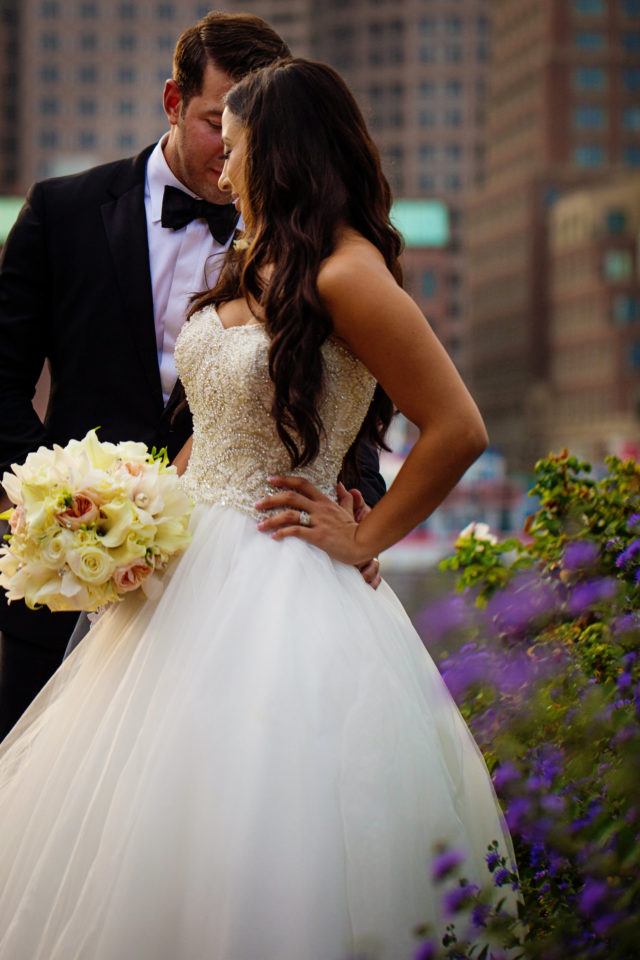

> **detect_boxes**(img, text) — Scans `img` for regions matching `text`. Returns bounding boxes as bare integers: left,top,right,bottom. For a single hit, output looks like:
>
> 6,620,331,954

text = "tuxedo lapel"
101,147,163,409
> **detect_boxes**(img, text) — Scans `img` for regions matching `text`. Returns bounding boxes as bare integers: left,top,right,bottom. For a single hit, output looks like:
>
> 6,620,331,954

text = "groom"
0,12,385,739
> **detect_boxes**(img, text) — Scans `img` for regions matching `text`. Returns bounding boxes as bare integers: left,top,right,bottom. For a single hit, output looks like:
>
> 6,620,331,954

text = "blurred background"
0,0,638,595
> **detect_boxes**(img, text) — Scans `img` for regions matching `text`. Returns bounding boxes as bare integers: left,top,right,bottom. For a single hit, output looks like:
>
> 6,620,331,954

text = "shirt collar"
146,133,198,224
145,132,245,236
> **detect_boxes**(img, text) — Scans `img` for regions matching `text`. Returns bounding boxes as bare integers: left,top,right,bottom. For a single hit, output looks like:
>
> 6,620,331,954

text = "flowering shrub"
415,452,640,959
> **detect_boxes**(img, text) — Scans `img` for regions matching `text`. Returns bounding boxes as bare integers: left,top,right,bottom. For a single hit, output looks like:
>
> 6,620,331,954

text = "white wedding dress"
0,307,516,960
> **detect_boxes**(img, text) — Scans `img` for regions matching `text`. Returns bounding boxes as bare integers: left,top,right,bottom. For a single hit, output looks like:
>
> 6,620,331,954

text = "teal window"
39,130,58,148
574,105,605,128
624,145,640,165
574,144,605,165
574,67,606,88
40,65,59,82
623,0,640,14
574,0,604,13
422,271,437,297
574,31,604,49
612,296,639,325
40,33,59,50
623,68,640,89
628,343,640,370
623,33,640,51
78,65,98,83
623,106,640,129
603,249,633,280
607,210,626,233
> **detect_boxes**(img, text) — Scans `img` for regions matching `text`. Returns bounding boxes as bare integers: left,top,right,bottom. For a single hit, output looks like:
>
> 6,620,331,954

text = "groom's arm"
0,183,52,477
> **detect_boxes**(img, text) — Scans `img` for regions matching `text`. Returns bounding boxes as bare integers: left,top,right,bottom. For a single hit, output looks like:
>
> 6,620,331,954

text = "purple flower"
486,572,557,633
492,762,520,792
567,577,617,615
431,847,467,881
505,796,532,832
617,670,633,691
494,868,511,887
485,850,501,872
627,513,640,529
578,879,609,915
592,912,620,937
616,538,640,569
416,595,469,642
563,540,599,571
414,941,436,960
443,882,479,916
471,903,490,928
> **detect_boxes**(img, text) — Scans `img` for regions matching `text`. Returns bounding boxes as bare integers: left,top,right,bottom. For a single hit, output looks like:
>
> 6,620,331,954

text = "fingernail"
268,475,279,483
257,521,265,530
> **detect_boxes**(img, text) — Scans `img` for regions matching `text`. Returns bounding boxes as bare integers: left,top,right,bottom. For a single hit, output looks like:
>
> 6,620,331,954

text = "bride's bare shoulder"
317,228,396,301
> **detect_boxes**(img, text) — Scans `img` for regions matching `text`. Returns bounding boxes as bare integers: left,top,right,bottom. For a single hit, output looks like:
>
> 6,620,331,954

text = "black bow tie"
161,185,239,245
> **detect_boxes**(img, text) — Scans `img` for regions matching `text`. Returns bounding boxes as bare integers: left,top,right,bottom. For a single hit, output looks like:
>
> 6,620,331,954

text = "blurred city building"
467,0,640,473
311,0,491,376
547,172,640,462
0,0,490,382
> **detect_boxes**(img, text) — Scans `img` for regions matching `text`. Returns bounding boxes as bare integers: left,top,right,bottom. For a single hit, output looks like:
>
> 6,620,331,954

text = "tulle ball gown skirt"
0,502,515,960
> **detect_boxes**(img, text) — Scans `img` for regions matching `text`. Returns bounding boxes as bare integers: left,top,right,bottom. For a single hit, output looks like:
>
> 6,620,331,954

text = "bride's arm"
172,436,193,476
256,247,487,565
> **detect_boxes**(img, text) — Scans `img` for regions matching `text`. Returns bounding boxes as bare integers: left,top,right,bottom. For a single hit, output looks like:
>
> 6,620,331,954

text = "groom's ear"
163,79,184,126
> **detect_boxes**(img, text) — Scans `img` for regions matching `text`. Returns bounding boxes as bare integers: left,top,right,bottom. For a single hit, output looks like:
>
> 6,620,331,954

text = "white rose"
67,545,116,584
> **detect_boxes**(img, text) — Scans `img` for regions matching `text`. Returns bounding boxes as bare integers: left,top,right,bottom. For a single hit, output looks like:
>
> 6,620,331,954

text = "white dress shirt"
144,134,235,404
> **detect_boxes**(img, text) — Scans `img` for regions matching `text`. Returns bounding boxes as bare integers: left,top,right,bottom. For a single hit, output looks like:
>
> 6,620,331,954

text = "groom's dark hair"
173,11,291,105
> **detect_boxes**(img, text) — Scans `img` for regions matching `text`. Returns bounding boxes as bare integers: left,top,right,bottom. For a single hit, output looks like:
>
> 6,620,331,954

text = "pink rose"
55,493,99,530
113,557,153,593
118,460,145,477
9,505,25,536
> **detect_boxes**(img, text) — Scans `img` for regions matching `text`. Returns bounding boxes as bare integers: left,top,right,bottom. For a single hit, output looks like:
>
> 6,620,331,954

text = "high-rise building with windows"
9,0,310,191
467,0,640,472
0,1,19,193
311,0,491,373
546,173,640,462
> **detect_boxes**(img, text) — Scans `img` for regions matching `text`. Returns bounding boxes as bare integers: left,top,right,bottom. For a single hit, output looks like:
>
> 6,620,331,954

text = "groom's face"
163,61,235,205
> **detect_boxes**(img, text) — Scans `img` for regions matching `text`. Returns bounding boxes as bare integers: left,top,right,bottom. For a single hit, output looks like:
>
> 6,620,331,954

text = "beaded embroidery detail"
174,306,377,521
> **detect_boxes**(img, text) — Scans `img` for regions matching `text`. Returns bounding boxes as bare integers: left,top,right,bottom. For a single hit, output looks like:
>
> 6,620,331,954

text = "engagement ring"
298,510,311,527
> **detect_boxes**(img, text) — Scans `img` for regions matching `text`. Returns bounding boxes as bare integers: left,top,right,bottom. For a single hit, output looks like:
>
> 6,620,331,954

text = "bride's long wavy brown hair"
190,58,404,486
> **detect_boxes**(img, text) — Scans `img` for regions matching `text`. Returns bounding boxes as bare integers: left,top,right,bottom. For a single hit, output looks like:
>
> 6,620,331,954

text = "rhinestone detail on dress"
174,305,377,521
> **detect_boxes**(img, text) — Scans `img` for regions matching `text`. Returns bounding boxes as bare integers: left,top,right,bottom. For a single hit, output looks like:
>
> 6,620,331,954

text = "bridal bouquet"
0,430,193,612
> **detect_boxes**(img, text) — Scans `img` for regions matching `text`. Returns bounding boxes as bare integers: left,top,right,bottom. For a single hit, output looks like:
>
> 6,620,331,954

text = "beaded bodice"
174,306,377,520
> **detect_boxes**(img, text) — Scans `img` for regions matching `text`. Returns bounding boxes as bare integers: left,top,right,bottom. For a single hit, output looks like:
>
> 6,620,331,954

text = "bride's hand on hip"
255,476,379,579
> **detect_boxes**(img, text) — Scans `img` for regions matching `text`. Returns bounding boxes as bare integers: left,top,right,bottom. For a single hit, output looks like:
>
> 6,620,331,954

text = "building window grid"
623,32,640,52
574,31,605,50
40,32,59,51
574,104,606,129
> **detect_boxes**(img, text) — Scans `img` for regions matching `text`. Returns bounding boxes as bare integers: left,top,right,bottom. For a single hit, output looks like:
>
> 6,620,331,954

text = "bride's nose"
218,167,231,192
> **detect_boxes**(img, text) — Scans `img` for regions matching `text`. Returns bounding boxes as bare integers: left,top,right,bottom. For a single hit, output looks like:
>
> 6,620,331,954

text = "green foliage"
420,452,640,959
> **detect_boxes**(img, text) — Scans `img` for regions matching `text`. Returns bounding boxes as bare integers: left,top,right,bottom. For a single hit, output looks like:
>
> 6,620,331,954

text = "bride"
0,58,516,960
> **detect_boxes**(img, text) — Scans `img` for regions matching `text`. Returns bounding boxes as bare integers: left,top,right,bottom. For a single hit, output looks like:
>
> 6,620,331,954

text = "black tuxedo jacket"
0,146,385,643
